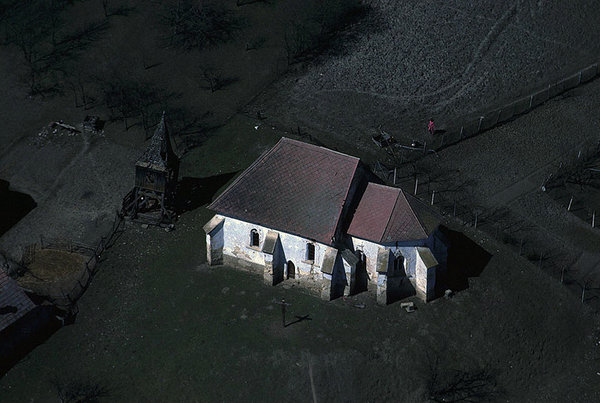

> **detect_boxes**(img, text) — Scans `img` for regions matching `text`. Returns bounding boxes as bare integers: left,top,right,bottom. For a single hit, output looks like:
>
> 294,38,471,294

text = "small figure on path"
277,298,291,327
428,119,435,136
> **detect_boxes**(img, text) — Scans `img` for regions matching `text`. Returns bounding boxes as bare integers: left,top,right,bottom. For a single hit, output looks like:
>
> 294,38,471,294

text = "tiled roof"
136,112,178,171
208,137,360,245
348,183,441,243
0,270,35,333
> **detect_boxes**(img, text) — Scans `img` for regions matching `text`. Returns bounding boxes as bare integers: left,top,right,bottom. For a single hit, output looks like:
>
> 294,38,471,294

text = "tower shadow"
174,171,238,214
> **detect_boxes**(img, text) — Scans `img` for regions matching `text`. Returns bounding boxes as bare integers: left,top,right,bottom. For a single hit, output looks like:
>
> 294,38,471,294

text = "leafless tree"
52,377,109,403
1,1,108,96
425,351,501,402
161,0,242,52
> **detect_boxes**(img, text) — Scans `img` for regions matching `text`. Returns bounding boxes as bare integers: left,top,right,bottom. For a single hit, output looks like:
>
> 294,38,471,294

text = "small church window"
250,229,260,247
306,243,315,261
357,250,366,265
393,254,403,275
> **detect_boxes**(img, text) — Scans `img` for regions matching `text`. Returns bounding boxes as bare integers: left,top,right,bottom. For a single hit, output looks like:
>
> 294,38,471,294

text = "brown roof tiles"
348,183,441,243
208,138,360,245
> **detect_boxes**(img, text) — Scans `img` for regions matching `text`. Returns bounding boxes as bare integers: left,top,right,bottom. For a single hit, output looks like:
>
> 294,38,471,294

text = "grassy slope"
0,200,598,401
1,0,600,401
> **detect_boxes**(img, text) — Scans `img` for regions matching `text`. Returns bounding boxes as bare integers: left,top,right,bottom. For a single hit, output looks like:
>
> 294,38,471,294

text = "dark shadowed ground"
1,0,600,401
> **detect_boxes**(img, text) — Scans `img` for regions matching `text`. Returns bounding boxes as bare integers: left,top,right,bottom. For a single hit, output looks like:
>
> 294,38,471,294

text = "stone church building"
204,138,448,304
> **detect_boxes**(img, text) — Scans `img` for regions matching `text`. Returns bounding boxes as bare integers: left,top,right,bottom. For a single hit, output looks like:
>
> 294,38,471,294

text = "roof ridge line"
330,159,362,244
208,138,284,209
403,191,429,236
283,137,360,161
380,186,402,243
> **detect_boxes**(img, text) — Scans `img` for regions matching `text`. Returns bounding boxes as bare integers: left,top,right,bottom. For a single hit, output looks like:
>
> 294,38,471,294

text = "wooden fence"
26,211,126,311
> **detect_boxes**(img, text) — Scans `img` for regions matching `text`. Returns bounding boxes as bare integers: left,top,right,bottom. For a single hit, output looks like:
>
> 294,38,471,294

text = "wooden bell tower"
122,112,180,224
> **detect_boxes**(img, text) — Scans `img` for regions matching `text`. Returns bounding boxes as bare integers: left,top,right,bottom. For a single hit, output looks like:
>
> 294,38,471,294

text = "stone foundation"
223,254,264,273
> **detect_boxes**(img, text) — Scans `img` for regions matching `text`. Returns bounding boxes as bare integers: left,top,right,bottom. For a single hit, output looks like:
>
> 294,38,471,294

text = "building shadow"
173,171,239,214
352,256,369,295
0,306,62,378
0,179,37,237
437,226,492,294
387,273,417,305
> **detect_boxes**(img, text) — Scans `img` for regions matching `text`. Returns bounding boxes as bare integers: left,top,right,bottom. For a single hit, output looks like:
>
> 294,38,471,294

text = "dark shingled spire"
136,112,178,171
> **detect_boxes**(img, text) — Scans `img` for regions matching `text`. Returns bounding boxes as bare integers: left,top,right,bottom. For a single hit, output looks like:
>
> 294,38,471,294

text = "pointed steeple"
136,111,178,171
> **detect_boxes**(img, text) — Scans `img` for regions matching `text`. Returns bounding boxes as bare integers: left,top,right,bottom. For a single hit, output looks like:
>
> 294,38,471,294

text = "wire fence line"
432,63,599,151
371,136,600,307
376,63,599,166
20,211,126,311
365,62,600,307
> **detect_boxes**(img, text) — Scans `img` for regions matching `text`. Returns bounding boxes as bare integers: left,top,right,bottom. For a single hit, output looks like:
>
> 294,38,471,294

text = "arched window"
250,229,260,247
356,250,366,266
393,252,404,275
306,243,315,261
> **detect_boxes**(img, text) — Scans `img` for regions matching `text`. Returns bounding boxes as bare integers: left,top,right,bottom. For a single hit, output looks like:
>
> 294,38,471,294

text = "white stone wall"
349,237,380,280
205,216,224,265
415,256,436,301
351,235,444,303
221,215,328,279
350,237,421,280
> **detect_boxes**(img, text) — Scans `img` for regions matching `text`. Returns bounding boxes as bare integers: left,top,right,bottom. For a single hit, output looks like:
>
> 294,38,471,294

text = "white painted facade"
349,229,448,303
208,214,330,281
205,213,447,304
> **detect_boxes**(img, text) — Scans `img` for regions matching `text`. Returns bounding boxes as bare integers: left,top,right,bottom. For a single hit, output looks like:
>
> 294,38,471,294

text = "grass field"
2,0,600,400
1,201,599,401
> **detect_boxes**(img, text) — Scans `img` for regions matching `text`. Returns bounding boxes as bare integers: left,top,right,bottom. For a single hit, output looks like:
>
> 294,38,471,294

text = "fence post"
393,168,397,185
567,196,573,211
519,237,523,255
474,212,478,229
431,191,435,206
414,177,419,195
529,95,533,109
478,116,483,132
592,211,596,228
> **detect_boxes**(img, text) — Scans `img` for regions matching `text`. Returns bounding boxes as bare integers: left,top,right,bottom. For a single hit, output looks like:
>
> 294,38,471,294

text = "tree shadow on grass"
174,171,239,214
437,226,492,294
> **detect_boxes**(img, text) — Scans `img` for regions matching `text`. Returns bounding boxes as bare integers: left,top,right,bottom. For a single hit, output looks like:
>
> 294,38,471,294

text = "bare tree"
1,1,108,96
52,377,109,403
100,75,180,136
425,351,501,402
198,66,238,92
161,0,242,52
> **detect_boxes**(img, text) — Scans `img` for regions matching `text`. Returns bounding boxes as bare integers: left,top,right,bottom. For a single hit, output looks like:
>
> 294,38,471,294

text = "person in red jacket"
428,119,435,136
